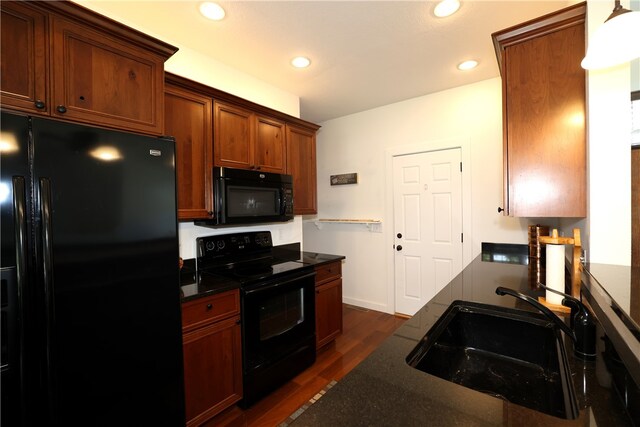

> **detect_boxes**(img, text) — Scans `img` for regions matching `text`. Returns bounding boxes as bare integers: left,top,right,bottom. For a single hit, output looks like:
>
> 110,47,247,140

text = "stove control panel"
197,231,273,260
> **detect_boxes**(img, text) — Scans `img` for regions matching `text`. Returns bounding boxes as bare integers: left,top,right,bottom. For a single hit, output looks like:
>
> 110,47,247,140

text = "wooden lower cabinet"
314,261,343,350
182,290,242,426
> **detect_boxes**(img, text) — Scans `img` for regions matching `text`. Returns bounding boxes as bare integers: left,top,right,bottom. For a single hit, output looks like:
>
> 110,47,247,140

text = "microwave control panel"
283,188,293,214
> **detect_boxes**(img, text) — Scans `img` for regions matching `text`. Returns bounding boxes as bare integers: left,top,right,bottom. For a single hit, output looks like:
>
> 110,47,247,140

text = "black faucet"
496,286,596,360
495,286,577,342
537,283,596,360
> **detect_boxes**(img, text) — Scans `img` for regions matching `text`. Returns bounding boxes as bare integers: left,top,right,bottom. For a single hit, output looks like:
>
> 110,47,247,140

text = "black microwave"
196,167,294,226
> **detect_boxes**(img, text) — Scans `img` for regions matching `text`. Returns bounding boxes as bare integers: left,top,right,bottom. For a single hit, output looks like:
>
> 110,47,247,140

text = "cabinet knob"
56,105,67,114
34,100,46,110
397,233,402,239
206,303,213,310
396,245,403,252
497,207,504,213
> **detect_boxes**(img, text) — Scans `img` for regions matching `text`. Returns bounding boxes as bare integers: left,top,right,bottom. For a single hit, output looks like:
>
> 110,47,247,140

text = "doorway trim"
384,137,473,314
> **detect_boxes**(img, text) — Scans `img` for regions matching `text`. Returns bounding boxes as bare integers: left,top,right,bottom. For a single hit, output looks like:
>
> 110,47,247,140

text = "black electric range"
195,231,316,407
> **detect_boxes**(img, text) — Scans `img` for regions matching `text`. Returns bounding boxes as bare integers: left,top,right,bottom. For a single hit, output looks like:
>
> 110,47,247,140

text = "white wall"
304,78,544,313
72,1,304,259
580,0,632,265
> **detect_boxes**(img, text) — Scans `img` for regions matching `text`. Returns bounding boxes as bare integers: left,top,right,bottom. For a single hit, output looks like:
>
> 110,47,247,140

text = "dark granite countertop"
288,251,345,267
292,246,633,426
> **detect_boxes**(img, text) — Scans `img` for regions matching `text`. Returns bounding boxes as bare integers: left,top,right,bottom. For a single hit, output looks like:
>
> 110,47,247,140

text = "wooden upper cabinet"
286,124,317,215
0,1,177,135
492,3,586,218
214,101,253,169
0,2,48,114
214,100,287,173
255,115,286,173
165,83,213,221
50,16,166,134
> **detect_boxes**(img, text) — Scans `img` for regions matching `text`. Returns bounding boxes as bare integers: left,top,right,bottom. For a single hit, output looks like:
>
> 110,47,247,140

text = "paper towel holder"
537,228,582,312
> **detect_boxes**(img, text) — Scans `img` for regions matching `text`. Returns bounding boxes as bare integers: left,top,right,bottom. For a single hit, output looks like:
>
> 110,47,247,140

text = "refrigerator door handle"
12,176,28,292
12,176,28,418
39,177,56,421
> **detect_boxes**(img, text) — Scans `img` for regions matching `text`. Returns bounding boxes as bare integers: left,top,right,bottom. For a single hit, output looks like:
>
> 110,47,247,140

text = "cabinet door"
315,278,343,350
50,16,165,135
214,101,253,169
286,125,317,215
0,2,48,114
501,17,586,217
182,316,242,426
165,84,213,220
255,115,286,173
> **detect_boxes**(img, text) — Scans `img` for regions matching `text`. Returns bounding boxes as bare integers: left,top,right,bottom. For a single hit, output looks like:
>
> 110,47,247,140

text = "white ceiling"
74,1,576,123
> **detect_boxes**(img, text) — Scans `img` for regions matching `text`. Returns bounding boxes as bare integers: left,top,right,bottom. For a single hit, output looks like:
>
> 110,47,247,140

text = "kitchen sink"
406,301,578,419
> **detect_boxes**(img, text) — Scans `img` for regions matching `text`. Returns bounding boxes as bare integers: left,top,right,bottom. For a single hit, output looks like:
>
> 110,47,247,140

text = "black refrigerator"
1,112,185,426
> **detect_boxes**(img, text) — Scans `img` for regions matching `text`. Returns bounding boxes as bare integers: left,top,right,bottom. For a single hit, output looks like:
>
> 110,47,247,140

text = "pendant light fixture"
581,0,640,70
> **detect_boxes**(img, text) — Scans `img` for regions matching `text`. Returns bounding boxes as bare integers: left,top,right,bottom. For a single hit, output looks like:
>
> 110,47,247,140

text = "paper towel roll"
545,244,565,305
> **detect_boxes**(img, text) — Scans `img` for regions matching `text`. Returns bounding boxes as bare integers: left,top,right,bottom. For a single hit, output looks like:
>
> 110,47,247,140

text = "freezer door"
0,112,33,427
31,117,185,426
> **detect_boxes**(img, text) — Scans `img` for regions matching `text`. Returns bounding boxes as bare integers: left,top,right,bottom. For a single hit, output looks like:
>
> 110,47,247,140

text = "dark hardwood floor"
207,304,406,427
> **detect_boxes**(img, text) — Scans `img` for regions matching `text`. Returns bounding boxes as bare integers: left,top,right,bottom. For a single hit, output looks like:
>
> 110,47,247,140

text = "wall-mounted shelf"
308,219,382,232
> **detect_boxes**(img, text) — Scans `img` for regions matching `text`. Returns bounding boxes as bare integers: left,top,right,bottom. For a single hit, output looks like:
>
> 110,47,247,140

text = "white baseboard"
342,296,392,314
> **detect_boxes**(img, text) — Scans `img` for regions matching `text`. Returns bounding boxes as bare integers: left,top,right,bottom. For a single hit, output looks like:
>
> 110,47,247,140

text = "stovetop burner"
196,232,310,286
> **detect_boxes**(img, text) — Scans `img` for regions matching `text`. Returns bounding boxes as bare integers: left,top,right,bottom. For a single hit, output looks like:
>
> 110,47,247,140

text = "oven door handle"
243,271,316,295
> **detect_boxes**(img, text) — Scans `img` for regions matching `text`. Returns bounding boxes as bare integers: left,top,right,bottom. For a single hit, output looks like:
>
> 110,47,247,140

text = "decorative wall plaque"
330,173,358,186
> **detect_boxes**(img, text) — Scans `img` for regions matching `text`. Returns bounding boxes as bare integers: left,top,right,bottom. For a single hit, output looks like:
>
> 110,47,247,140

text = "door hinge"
459,162,462,172
461,233,464,243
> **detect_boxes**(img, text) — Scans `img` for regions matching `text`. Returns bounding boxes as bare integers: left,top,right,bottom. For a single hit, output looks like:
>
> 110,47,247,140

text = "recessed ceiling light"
434,0,461,18
291,56,311,68
457,60,478,71
200,2,225,21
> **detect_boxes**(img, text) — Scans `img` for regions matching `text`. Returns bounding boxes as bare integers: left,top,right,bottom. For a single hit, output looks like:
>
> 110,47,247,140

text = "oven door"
241,270,315,372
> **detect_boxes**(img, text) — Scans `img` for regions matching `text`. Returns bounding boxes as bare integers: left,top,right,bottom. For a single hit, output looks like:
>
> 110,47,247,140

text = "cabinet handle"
34,100,46,110
497,207,504,213
56,105,67,114
206,303,213,310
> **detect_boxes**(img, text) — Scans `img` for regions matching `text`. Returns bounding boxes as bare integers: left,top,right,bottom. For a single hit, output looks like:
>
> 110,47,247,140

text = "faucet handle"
536,283,596,360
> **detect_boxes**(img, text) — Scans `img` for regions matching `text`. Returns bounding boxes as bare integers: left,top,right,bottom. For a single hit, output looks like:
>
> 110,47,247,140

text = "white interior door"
393,148,462,316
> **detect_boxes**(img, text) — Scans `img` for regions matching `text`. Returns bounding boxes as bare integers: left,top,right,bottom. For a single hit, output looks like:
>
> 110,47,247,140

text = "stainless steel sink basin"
406,301,578,419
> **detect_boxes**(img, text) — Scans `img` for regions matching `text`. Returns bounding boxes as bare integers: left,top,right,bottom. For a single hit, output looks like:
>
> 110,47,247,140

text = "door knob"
396,245,403,251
